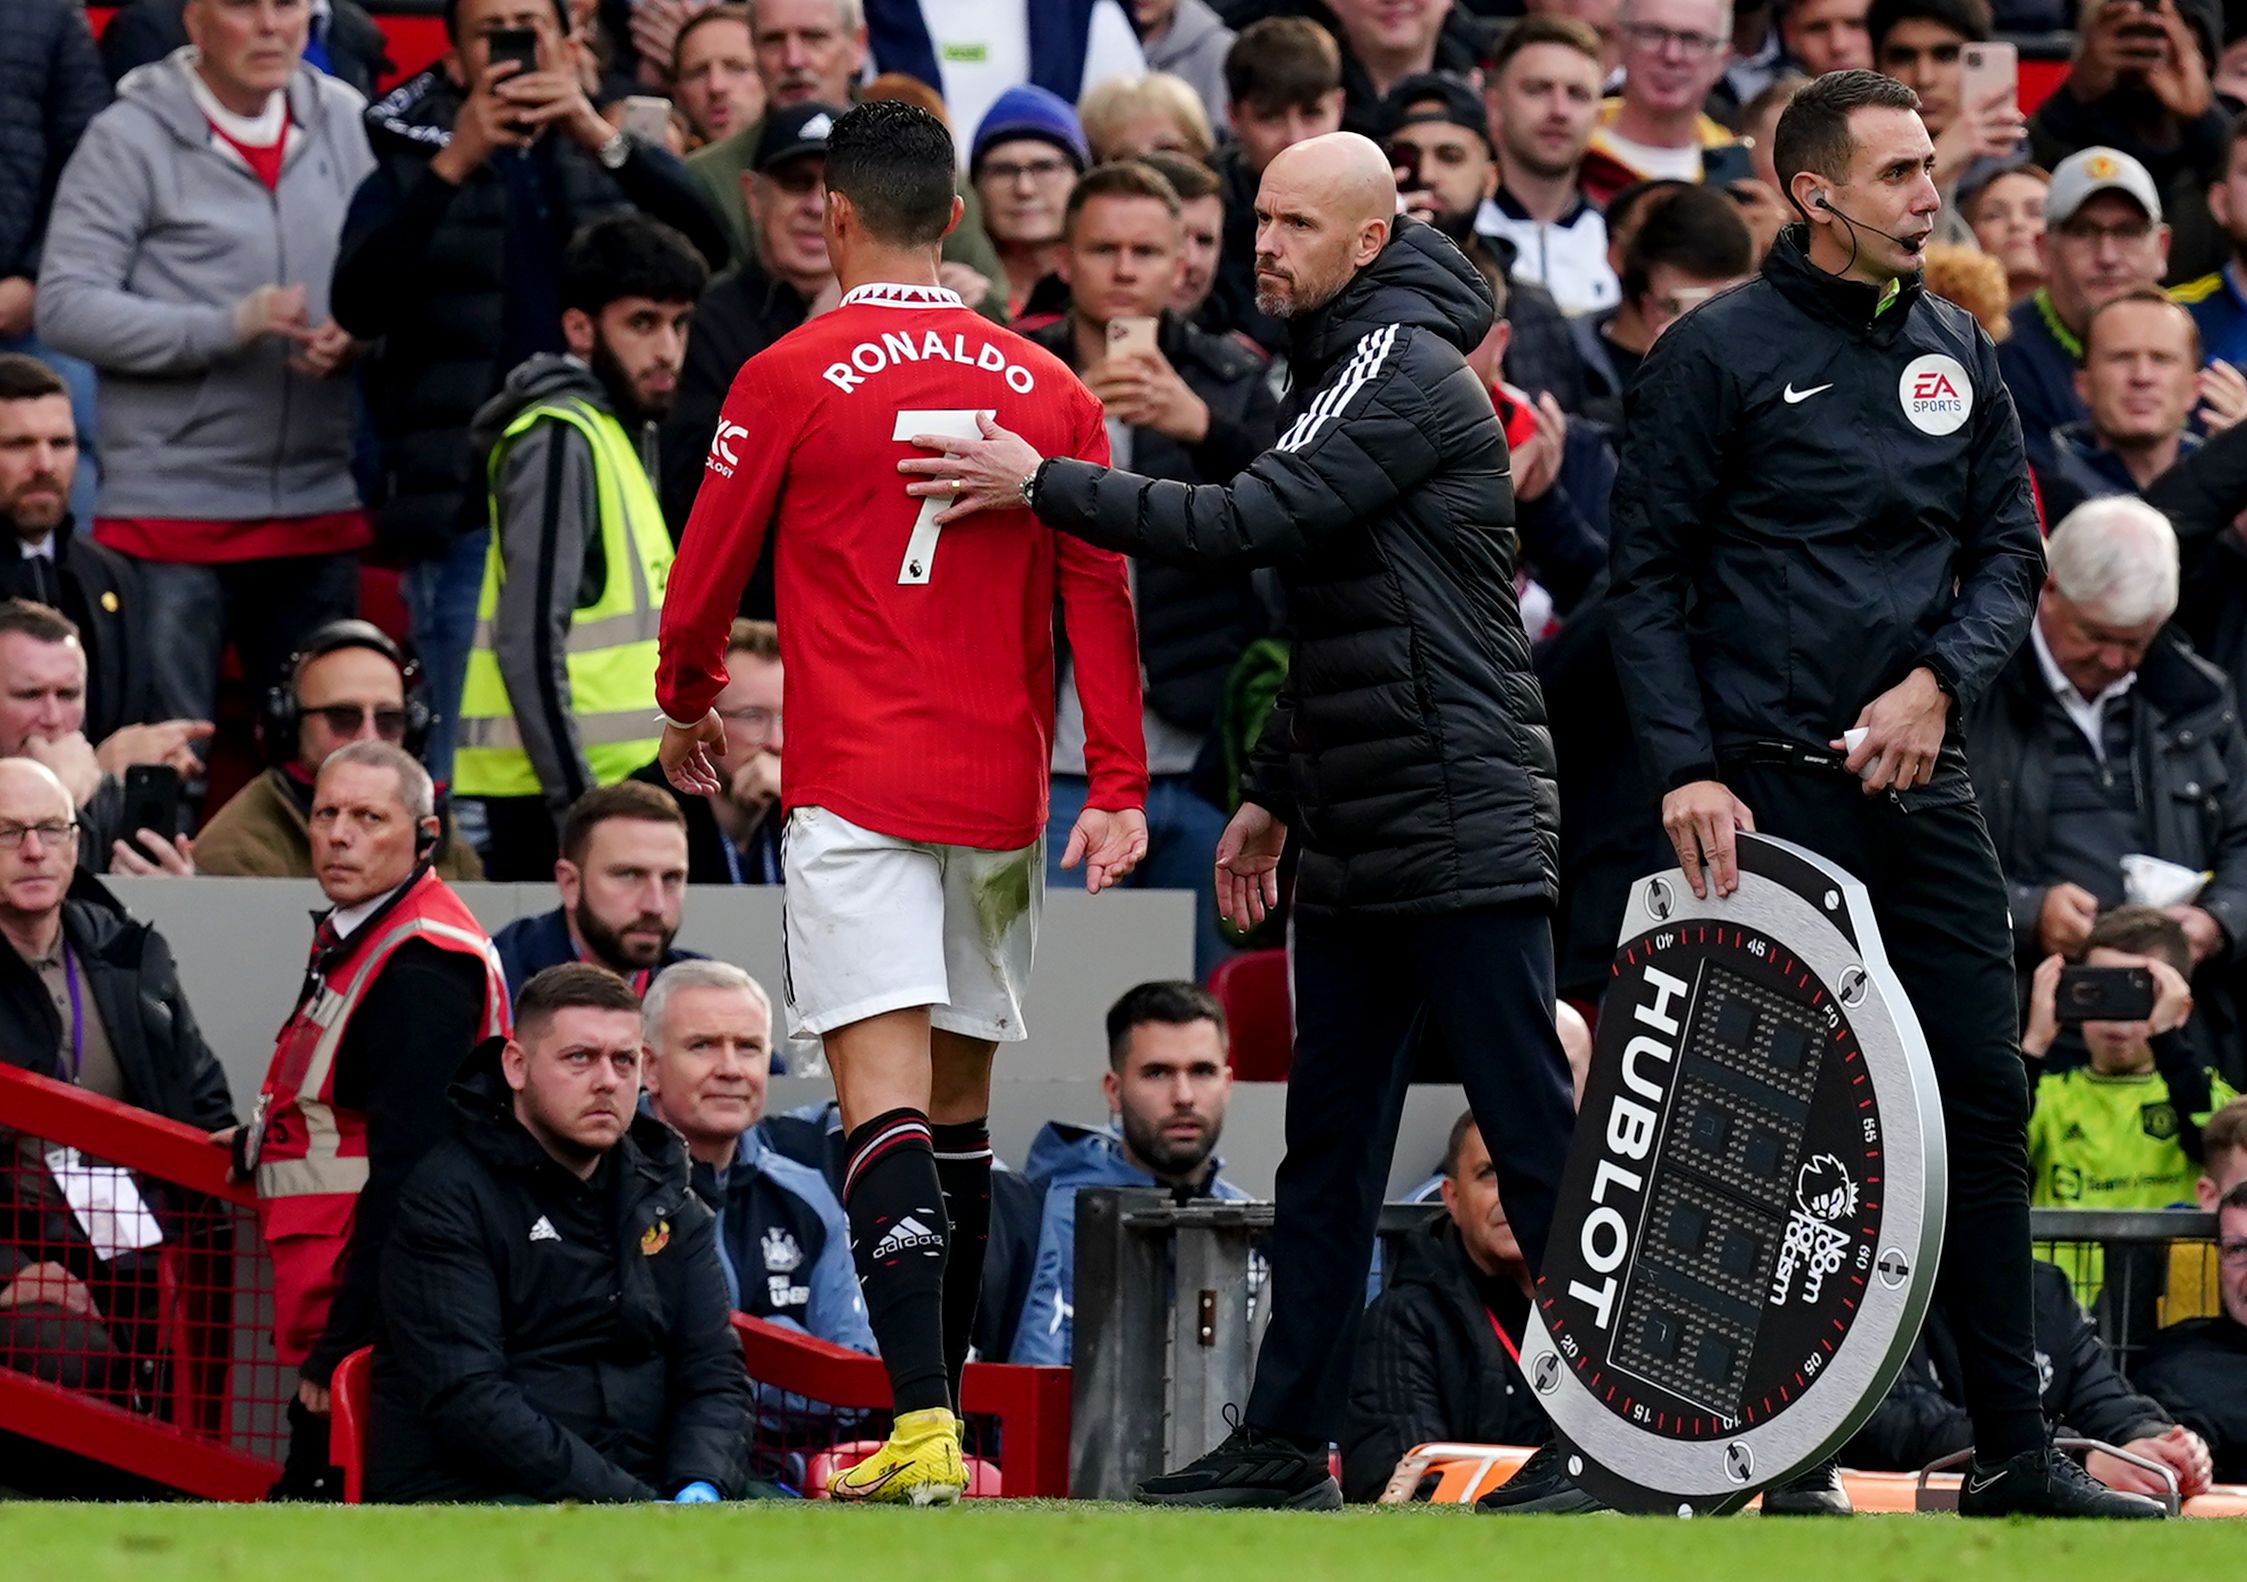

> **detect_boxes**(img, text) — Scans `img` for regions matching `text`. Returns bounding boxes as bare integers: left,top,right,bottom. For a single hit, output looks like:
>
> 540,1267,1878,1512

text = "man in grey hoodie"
35,0,375,728
454,215,707,882
1137,0,1236,123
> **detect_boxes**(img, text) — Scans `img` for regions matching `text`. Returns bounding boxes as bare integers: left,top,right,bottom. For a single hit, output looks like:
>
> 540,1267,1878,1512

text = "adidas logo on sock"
528,1215,561,1243
871,1213,942,1260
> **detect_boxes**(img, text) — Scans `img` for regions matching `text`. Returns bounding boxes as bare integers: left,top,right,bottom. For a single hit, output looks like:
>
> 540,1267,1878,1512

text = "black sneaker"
1956,1446,2168,1519
1760,1458,1852,1517
1133,1424,1342,1510
1474,1441,1608,1514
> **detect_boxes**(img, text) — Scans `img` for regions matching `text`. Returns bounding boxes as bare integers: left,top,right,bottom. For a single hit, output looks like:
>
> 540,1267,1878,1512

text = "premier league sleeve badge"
1519,834,1948,1514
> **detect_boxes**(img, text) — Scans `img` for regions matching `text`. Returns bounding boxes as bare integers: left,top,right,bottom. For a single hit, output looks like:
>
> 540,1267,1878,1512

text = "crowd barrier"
0,1064,1072,1500
1066,1193,2225,1500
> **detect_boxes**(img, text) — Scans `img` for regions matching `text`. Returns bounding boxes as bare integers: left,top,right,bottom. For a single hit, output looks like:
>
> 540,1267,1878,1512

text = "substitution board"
1519,833,1947,1514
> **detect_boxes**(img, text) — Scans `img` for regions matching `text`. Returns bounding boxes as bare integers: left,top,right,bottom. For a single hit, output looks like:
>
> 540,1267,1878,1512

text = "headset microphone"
1814,192,1924,254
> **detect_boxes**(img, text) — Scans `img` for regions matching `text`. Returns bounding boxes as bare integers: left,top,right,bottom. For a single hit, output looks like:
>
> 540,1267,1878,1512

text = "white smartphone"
1960,42,2018,112
619,94,674,143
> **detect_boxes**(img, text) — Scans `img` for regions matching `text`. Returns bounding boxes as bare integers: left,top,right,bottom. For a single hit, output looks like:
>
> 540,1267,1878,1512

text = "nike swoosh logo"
1783,382,1834,404
839,1460,908,1498
1964,1472,2005,1494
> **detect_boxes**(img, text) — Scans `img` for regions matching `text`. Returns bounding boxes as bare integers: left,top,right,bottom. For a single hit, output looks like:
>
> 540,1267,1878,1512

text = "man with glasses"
0,756,234,1443
636,619,784,885
193,620,482,880
237,739,508,1497
2000,147,2171,474
2138,1179,2247,1481
1583,0,1749,201
970,85,1090,321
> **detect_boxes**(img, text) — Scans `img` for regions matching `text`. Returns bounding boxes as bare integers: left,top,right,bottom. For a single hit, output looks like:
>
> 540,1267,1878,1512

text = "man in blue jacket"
1011,982,1245,1364
643,960,872,1352
492,781,703,998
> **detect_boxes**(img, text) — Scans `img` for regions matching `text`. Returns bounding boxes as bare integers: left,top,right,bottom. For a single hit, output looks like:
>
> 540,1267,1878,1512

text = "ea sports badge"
1519,834,1948,1514
1899,353,1972,436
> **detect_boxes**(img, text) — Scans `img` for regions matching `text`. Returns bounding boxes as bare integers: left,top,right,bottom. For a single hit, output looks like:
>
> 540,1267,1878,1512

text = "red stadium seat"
330,1346,374,1504
1209,948,1291,1080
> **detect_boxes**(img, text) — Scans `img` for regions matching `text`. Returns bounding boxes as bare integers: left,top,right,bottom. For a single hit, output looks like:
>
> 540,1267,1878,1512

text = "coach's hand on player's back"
1215,801,1287,928
1662,781,1756,900
660,711,729,796
901,414,1044,525
1062,805,1149,893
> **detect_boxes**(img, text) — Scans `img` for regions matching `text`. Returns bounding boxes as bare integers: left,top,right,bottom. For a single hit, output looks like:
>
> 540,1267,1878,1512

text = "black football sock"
931,1117,993,1411
842,1107,952,1416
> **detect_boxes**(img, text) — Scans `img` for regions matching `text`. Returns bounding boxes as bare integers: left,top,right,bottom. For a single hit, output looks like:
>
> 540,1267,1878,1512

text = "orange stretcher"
1379,1443,2247,1516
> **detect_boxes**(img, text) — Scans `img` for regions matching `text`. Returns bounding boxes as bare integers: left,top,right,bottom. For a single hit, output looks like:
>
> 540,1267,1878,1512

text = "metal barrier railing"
1068,1192,2219,1499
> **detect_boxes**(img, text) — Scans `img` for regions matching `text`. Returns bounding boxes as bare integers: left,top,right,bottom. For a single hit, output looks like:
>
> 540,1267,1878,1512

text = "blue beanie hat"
970,84,1090,177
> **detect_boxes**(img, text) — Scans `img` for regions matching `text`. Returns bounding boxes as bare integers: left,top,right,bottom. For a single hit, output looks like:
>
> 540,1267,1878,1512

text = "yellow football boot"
827,1407,968,1506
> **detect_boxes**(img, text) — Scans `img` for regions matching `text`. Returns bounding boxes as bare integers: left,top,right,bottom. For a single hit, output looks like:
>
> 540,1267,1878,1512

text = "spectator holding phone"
1867,0,2024,197
332,0,730,796
1962,496,2247,1076
2022,907,2237,1222
2029,0,2227,218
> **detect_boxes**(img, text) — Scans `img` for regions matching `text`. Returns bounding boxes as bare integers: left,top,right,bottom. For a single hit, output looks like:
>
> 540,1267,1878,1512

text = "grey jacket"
36,51,374,521
469,355,658,813
1143,0,1233,124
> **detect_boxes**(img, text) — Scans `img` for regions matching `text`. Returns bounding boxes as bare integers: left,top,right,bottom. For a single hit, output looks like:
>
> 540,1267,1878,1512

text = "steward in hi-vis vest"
456,216,707,882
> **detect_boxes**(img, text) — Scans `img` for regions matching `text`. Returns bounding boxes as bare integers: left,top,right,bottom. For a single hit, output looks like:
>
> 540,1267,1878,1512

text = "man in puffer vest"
455,214,707,880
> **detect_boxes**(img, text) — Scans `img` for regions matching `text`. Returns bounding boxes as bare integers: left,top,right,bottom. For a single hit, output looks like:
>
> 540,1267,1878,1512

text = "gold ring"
951,477,964,494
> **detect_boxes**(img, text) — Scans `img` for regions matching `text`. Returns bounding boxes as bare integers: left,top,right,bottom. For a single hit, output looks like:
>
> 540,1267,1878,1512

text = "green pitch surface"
5,1502,2237,1582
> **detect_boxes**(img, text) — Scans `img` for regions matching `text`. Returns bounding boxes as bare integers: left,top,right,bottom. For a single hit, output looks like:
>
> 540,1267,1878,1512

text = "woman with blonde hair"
1920,242,2012,341
1077,72,1217,163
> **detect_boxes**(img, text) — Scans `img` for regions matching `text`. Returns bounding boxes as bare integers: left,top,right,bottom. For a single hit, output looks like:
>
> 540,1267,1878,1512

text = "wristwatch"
1018,462,1043,510
595,129,631,170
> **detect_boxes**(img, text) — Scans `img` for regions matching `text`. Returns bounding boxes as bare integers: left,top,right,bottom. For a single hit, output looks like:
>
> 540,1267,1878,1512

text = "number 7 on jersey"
893,408,990,585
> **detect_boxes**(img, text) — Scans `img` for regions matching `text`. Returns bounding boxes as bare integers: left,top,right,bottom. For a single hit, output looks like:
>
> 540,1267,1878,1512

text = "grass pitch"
0,1502,2234,1582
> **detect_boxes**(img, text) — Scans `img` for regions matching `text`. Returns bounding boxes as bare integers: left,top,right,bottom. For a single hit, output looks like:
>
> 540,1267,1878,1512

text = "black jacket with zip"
1608,227,2045,792
368,1039,748,1503
1032,215,1558,916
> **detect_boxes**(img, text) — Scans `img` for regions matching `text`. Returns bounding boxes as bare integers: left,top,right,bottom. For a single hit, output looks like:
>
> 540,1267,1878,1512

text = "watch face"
1519,834,1946,1513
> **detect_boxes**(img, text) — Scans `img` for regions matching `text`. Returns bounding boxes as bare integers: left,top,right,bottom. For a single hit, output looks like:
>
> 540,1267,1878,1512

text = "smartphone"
119,764,182,844
1959,41,2018,111
619,94,673,143
1106,316,1159,359
2055,964,2157,1023
486,25,538,79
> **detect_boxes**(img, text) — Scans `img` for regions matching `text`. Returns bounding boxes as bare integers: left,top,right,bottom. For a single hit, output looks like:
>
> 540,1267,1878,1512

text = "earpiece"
1814,192,1831,209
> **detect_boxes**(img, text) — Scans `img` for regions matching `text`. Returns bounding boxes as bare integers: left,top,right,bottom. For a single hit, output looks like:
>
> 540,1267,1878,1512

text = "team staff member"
234,741,509,1497
1601,70,2156,1520
911,132,1572,1512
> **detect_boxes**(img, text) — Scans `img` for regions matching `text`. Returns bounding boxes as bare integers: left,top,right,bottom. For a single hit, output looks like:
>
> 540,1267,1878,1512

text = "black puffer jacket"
0,0,108,283
1035,216,1557,915
1024,310,1278,737
333,69,730,561
1608,228,2045,791
368,1040,748,1503
1340,1219,1547,1501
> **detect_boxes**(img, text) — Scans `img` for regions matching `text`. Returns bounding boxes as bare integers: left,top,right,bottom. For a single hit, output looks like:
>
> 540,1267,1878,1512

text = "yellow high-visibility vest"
454,397,673,799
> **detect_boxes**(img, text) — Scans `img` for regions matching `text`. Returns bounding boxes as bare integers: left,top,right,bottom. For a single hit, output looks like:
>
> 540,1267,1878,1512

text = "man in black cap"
662,102,843,570
1379,72,1499,244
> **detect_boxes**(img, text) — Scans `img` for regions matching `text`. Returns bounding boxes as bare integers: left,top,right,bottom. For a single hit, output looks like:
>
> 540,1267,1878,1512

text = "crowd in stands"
7,0,2247,1506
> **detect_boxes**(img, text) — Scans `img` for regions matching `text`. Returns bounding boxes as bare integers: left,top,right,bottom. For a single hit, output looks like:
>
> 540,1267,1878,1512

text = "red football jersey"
657,281,1147,851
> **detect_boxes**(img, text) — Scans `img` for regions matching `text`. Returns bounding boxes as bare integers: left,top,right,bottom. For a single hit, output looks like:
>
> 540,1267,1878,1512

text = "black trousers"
475,794,560,882
1726,760,2047,1459
1245,898,1576,1443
